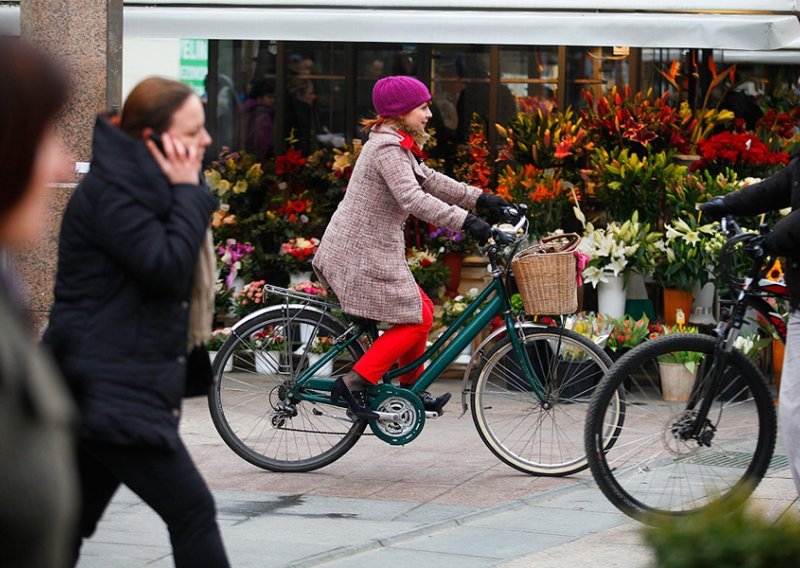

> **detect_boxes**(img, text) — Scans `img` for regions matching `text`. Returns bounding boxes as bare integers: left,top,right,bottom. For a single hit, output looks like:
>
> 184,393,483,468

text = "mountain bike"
208,206,623,474
584,215,782,523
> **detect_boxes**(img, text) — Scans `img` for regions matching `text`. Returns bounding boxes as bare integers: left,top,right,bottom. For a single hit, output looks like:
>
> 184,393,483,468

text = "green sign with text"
179,39,208,97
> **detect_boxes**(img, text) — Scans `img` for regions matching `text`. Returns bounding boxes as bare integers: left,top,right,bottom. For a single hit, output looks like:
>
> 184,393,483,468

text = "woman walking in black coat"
44,77,230,567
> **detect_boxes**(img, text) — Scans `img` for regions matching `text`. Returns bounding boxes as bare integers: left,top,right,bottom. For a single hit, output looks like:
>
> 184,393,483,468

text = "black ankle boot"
330,378,379,420
419,391,452,415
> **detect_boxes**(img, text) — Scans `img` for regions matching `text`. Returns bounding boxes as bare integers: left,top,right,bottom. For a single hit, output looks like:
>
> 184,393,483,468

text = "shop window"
499,46,558,115
565,47,629,108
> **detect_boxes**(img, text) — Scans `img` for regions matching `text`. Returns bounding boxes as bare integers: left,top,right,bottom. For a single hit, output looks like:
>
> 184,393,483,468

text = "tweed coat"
313,126,482,323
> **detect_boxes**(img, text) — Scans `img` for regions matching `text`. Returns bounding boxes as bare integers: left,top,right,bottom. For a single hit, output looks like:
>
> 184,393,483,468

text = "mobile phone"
149,133,165,153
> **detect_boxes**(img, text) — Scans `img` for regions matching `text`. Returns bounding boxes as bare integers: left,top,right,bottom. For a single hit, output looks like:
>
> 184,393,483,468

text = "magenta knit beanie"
372,76,432,118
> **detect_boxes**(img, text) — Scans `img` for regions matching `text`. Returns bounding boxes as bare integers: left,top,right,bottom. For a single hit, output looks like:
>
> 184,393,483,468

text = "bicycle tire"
208,307,368,472
585,333,777,523
471,326,623,476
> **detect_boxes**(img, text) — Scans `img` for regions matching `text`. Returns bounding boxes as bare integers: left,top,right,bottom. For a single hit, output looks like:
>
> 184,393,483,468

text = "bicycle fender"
459,322,546,416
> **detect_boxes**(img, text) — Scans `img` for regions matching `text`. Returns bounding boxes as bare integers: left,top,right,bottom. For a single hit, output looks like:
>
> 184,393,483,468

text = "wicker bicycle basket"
511,233,580,315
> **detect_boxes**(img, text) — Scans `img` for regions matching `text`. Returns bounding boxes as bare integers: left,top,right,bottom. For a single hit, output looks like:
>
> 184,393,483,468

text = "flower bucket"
659,361,696,402
307,353,334,378
663,288,693,325
598,274,626,318
441,252,463,298
255,350,281,374
690,280,716,325
209,350,233,372
773,339,785,399
293,323,314,355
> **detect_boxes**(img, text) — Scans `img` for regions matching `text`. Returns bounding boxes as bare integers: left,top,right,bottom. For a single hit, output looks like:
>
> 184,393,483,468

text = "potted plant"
653,324,702,401
307,336,335,377
428,227,473,298
207,328,233,372
579,212,661,317
591,146,687,227
604,315,652,361
251,326,286,374
654,215,718,325
279,237,320,283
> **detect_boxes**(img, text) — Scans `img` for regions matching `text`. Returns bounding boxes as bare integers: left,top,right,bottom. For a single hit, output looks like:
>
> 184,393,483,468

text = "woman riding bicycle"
313,75,508,418
701,155,800,495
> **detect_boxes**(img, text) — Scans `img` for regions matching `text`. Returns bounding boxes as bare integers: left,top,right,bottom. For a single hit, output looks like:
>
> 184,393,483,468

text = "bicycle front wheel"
209,306,368,472
585,333,777,523
471,326,622,476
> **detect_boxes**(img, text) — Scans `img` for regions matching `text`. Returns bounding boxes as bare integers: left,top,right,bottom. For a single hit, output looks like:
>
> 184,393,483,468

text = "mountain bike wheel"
209,306,368,472
585,333,777,523
471,326,622,476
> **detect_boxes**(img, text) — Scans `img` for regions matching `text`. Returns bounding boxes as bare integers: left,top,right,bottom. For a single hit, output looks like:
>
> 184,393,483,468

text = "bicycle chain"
273,424,375,436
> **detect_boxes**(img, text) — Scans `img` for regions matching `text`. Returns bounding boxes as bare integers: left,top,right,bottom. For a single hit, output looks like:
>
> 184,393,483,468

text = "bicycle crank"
366,384,426,445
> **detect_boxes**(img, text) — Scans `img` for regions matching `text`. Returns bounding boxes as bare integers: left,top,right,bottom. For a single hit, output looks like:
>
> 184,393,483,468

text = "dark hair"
0,38,69,216
120,77,194,139
250,78,276,99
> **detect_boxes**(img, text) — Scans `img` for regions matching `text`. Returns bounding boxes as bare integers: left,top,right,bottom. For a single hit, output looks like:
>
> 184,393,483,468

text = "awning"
1,4,799,50
123,0,800,13
122,7,800,50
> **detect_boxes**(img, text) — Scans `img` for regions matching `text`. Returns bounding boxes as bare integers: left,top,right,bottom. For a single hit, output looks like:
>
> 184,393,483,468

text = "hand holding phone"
146,132,200,186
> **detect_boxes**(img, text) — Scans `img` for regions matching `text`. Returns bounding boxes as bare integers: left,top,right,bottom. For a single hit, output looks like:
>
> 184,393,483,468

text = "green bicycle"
209,206,624,474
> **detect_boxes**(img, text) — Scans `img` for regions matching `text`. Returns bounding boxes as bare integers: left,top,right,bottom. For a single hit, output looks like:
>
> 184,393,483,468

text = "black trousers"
73,439,229,568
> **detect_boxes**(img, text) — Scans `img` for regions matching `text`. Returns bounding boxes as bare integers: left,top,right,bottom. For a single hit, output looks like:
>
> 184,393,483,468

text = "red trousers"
353,288,434,385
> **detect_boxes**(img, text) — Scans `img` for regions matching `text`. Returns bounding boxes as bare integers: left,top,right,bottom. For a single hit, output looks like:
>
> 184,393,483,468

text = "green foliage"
591,147,688,225
643,490,800,568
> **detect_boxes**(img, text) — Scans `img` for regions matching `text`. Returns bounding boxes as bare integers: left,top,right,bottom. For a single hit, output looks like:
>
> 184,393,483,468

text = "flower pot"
597,274,626,318
307,352,334,378
441,252,463,298
773,339,785,397
293,323,314,355
255,350,281,374
209,350,233,372
690,280,717,325
289,271,312,286
659,361,697,402
663,288,693,326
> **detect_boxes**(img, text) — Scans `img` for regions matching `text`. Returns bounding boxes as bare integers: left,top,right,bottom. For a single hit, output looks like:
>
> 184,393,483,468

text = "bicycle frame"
684,219,787,439
294,252,552,407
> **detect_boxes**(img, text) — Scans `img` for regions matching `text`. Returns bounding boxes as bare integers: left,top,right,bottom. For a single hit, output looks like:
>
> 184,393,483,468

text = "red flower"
275,148,307,175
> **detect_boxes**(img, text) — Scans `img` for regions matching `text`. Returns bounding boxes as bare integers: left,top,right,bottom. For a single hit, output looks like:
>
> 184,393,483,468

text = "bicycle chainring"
367,384,426,445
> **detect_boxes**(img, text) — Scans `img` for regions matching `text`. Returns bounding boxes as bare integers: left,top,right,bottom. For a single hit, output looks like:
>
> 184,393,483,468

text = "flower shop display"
251,326,286,374
406,247,449,298
307,336,335,377
591,147,687,226
605,315,652,356
581,86,687,154
495,164,576,238
232,280,269,317
691,131,790,179
208,328,233,372
496,106,594,186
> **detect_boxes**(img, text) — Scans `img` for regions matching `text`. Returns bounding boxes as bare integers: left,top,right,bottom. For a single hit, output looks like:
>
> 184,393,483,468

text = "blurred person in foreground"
0,38,78,567
43,77,230,567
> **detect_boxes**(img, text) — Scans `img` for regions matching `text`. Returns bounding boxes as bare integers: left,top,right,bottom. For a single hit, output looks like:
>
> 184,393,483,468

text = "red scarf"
398,131,427,161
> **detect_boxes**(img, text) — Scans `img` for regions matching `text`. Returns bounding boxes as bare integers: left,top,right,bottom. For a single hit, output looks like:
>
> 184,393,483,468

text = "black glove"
476,193,511,221
463,213,492,245
699,196,730,221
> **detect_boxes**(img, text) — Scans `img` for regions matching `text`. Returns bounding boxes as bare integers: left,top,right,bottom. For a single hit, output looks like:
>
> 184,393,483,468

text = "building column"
19,0,122,333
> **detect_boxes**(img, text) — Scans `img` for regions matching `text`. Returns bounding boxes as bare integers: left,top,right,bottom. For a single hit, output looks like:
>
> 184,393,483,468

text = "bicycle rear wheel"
585,333,777,523
471,326,622,476
209,306,368,472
